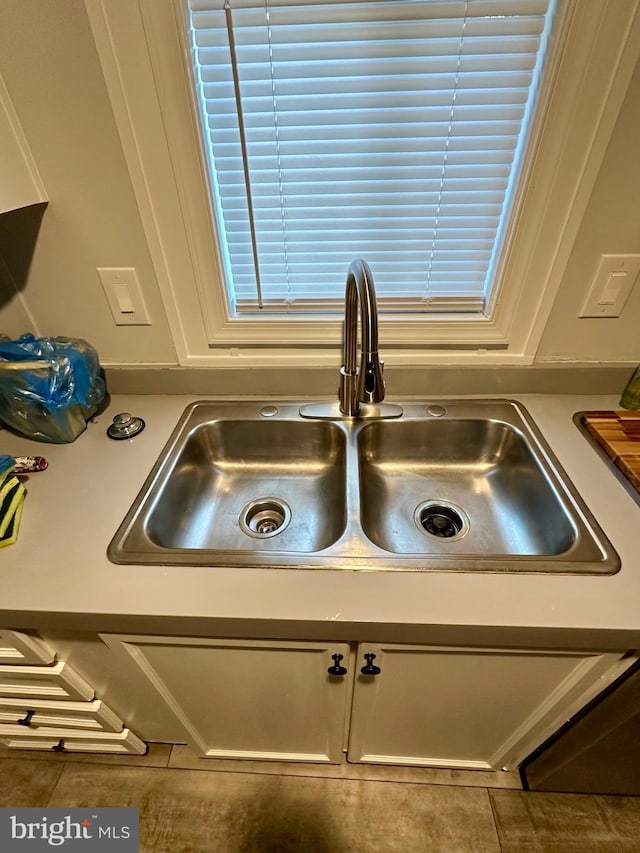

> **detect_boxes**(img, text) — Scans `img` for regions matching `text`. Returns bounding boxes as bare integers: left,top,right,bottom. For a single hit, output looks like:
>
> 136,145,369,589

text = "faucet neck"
340,259,385,416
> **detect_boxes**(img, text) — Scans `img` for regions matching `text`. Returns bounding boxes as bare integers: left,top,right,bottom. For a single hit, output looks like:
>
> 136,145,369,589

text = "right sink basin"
357,400,619,573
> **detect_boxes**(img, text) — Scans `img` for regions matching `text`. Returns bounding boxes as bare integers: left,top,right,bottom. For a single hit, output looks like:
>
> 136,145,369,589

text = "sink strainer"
415,501,469,541
240,498,291,539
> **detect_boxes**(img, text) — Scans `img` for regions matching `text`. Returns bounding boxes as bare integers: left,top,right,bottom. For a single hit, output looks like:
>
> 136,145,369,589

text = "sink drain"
240,498,291,539
415,501,469,541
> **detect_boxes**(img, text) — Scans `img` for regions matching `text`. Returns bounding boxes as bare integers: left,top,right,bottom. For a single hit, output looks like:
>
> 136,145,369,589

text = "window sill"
204,313,510,351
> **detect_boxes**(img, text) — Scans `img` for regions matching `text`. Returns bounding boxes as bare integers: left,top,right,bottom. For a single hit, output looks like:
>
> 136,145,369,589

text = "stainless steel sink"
111,408,347,561
144,418,346,553
109,400,619,574
360,412,580,558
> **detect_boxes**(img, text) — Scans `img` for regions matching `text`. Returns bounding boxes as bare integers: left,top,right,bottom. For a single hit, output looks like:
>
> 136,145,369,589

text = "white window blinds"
187,0,554,314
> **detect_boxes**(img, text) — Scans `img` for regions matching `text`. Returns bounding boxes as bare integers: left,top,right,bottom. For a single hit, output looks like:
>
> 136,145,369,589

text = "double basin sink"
108,399,619,574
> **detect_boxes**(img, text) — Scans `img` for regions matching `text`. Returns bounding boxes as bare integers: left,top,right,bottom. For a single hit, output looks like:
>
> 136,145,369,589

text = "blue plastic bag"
0,334,106,443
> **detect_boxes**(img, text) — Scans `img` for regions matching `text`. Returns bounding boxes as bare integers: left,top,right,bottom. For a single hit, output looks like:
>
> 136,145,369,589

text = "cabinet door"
101,635,351,763
0,73,46,212
348,644,629,771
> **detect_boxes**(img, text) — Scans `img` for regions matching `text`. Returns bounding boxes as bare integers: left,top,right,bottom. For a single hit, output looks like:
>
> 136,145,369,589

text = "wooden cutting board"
582,410,640,494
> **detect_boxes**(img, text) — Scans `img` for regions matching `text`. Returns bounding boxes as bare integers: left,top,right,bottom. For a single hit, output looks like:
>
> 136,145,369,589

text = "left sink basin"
108,402,347,564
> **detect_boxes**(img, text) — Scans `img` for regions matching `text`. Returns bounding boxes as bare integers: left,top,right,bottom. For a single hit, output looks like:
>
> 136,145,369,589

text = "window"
86,0,640,363
187,0,556,315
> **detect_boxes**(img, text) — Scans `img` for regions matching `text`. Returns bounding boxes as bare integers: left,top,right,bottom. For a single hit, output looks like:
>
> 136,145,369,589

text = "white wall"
536,53,640,363
0,0,176,365
0,0,638,367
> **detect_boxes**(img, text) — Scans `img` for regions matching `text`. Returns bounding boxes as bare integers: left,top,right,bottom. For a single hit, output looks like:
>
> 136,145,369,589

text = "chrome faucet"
339,259,385,416
299,259,402,420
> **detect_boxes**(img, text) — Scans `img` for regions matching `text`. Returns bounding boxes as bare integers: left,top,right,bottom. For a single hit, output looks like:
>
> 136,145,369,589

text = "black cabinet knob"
327,653,348,676
361,652,381,675
17,710,34,727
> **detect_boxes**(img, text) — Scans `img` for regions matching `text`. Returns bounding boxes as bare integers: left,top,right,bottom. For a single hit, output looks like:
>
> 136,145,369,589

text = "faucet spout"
339,259,385,416
299,260,402,421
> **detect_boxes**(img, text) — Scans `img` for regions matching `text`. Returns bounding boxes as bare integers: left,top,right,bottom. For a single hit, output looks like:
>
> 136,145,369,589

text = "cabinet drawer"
0,661,94,701
0,631,56,666
0,698,123,732
0,725,146,754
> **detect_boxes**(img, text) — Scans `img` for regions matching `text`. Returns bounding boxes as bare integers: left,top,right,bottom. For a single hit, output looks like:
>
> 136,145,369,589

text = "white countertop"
0,394,639,650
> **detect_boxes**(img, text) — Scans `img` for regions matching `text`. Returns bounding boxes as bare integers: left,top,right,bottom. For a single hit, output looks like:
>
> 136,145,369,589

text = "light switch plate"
98,267,152,326
579,254,640,318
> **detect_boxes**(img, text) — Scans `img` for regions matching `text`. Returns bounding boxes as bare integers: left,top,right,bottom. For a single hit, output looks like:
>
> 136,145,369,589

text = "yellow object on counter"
0,498,23,548
0,472,25,547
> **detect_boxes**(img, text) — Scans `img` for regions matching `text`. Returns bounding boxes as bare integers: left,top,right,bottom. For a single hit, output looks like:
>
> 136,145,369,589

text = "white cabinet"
0,630,147,755
0,660,95,702
99,633,633,770
0,630,55,666
347,644,630,770
0,697,124,732
0,726,145,754
0,73,46,213
101,635,351,763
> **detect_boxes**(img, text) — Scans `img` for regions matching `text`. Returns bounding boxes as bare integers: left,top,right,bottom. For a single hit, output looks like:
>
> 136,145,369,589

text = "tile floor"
1,743,640,852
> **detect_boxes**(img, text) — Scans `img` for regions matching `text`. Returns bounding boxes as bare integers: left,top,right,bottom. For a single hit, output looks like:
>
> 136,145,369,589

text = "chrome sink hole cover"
415,501,469,541
240,498,292,539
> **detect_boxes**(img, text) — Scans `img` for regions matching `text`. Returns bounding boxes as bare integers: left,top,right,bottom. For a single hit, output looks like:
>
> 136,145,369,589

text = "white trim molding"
86,0,640,367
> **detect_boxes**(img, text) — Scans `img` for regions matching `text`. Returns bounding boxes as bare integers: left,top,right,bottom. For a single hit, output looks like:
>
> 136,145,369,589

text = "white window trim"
86,0,640,368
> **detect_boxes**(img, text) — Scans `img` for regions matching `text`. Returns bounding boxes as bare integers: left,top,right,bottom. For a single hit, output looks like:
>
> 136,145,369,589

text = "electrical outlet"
579,254,640,318
98,267,151,326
